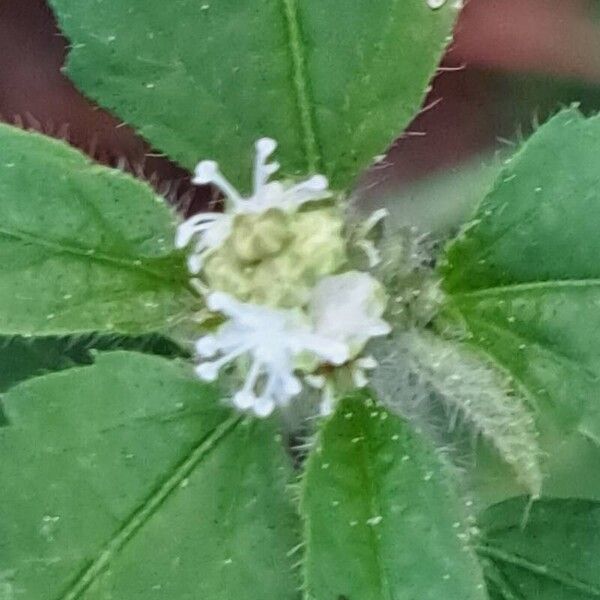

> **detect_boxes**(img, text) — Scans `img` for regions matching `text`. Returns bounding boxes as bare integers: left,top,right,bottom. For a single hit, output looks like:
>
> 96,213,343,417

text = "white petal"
193,160,220,184
195,335,219,357
310,271,390,352
255,137,277,157
283,374,303,396
193,160,243,206
195,362,220,381
206,291,237,313
253,395,276,417
233,390,256,410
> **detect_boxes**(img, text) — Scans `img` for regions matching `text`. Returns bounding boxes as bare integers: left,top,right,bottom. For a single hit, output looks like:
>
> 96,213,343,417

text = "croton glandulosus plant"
1,1,599,599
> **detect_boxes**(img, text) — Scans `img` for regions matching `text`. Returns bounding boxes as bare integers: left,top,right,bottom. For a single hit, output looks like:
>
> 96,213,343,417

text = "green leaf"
0,124,194,336
0,352,300,599
478,497,600,599
48,0,458,192
301,395,487,600
439,109,600,502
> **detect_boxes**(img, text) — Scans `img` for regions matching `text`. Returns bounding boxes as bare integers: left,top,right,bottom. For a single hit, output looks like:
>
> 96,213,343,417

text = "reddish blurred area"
1,0,600,204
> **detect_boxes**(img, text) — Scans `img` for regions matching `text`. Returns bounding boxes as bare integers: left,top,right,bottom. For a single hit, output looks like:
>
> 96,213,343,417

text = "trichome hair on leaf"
370,328,542,498
375,225,445,329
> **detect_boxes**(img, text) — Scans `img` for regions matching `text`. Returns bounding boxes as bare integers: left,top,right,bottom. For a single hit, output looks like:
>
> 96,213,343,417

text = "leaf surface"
440,109,600,502
0,352,300,599
301,396,487,600
479,497,600,599
49,0,457,191
0,125,194,336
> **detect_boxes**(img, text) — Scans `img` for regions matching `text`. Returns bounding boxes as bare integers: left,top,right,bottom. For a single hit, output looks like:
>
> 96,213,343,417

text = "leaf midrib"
55,414,242,600
355,413,393,600
281,0,320,172
0,225,188,288
451,278,600,300
458,312,598,383
477,544,600,597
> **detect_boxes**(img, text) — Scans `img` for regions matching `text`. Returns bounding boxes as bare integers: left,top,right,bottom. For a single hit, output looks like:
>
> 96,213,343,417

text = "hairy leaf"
0,125,194,336
440,109,600,502
479,497,600,599
0,352,300,599
371,329,542,497
301,395,487,600
49,0,458,192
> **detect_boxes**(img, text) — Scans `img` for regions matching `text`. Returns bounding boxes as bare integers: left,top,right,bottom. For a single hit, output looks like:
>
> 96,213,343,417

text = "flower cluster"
177,138,391,416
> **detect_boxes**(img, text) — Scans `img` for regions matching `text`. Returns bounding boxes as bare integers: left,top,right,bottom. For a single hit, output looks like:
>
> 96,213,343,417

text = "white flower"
194,292,349,417
176,138,332,274
309,271,391,356
194,272,391,417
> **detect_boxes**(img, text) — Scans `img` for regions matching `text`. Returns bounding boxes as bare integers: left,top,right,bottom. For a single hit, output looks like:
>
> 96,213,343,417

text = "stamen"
255,137,277,160
285,175,331,209
175,213,220,248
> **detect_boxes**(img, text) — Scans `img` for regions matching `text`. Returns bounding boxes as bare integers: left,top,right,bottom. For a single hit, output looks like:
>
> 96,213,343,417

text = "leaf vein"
54,414,242,600
478,544,600,597
0,226,186,288
459,311,598,382
281,0,321,172
357,420,393,600
453,278,600,299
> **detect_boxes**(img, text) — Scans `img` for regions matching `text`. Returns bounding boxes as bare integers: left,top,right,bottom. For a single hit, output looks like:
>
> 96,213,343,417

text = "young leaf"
478,497,600,599
439,109,600,500
0,352,300,599
371,329,542,498
0,125,194,336
48,0,458,192
301,395,488,600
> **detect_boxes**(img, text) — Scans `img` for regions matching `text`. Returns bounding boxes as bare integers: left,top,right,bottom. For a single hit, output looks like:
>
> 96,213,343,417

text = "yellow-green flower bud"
203,205,346,308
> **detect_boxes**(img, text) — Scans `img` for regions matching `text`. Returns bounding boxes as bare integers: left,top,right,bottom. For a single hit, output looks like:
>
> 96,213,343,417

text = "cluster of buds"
176,139,391,416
